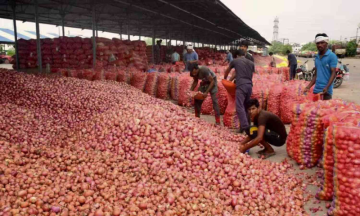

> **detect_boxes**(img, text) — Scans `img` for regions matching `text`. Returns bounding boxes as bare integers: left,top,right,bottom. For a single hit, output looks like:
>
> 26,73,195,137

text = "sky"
222,0,360,44
1,0,360,45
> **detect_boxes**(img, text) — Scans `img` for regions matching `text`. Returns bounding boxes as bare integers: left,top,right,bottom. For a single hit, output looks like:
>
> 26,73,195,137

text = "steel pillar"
12,3,19,70
152,27,155,63
120,23,122,40
61,14,65,36
35,0,42,72
92,5,96,68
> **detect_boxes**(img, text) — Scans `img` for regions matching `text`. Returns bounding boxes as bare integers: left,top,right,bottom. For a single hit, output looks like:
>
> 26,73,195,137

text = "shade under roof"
0,0,270,46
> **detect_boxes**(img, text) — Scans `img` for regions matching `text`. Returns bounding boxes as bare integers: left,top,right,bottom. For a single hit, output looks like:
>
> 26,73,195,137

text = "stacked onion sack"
316,111,360,202
0,68,311,216
328,122,360,216
286,100,357,168
279,80,312,124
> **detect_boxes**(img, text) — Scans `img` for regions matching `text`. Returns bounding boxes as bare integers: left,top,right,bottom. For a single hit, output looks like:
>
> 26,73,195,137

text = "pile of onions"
0,68,309,215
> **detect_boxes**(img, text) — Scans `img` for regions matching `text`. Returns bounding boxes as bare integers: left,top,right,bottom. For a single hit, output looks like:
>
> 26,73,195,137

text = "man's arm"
305,68,317,92
229,72,236,82
190,78,198,91
323,68,336,94
224,66,232,79
239,125,265,153
203,76,215,96
240,136,251,145
224,61,234,79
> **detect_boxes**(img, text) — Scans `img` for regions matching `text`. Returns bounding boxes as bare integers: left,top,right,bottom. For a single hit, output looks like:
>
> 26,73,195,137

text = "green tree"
269,41,284,54
281,44,293,55
301,42,317,51
346,40,357,57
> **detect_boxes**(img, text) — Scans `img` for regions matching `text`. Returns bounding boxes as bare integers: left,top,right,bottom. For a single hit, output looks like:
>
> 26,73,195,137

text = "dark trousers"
236,85,252,130
323,93,332,100
290,64,297,80
194,92,220,117
245,126,286,147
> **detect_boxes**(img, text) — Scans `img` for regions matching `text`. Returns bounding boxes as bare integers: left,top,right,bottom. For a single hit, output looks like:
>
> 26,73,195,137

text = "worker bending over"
223,50,233,65
239,99,287,158
188,63,221,125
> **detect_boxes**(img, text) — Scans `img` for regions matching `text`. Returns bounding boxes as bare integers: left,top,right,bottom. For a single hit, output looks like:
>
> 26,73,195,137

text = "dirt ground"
1,59,359,215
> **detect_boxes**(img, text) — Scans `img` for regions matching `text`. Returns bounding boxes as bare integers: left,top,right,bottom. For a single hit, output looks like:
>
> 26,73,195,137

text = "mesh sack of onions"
130,72,147,91
178,75,195,106
156,73,171,99
58,69,68,77
104,68,118,81
82,69,94,81
116,70,132,84
287,100,354,168
92,69,104,80
317,112,360,201
251,82,270,110
223,84,240,129
267,84,284,116
201,81,228,115
144,72,159,97
170,73,180,101
328,124,360,216
68,69,79,78
280,67,290,81
280,80,309,124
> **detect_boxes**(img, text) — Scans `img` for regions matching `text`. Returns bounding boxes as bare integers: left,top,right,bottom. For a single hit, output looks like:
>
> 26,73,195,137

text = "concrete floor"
2,58,359,215
196,57,360,216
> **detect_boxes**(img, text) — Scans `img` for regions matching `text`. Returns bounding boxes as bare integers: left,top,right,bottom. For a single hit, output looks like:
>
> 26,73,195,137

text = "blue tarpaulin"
0,28,31,40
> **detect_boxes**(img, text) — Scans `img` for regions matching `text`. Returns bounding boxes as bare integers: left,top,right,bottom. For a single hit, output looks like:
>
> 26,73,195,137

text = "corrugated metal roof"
0,0,270,46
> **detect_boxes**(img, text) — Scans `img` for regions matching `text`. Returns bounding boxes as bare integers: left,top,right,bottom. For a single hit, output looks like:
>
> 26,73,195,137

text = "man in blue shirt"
223,50,233,65
304,33,337,100
287,50,297,80
184,45,198,71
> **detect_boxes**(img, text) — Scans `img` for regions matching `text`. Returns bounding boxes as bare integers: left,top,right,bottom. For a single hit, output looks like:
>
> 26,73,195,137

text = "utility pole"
356,23,360,43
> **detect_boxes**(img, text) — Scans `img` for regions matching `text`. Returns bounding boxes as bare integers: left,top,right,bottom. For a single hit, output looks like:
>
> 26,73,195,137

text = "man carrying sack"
188,63,221,125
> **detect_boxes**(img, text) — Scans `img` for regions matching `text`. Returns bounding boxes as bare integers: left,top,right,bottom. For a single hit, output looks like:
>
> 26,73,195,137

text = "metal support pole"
12,3,19,70
61,14,65,36
92,5,96,68
152,26,155,64
34,0,42,73
95,20,98,37
119,22,122,40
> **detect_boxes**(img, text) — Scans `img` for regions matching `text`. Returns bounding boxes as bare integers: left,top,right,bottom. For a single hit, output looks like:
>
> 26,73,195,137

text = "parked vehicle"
333,60,349,88
296,60,314,81
0,54,12,64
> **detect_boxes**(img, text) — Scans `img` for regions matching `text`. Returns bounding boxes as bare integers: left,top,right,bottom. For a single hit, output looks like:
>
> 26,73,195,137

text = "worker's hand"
303,87,310,95
202,93,208,99
322,87,328,95
239,145,247,154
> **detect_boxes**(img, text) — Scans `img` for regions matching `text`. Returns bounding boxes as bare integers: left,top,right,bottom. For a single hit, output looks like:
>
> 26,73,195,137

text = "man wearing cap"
184,45,199,71
239,41,254,62
304,33,337,100
223,50,233,65
188,62,221,125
